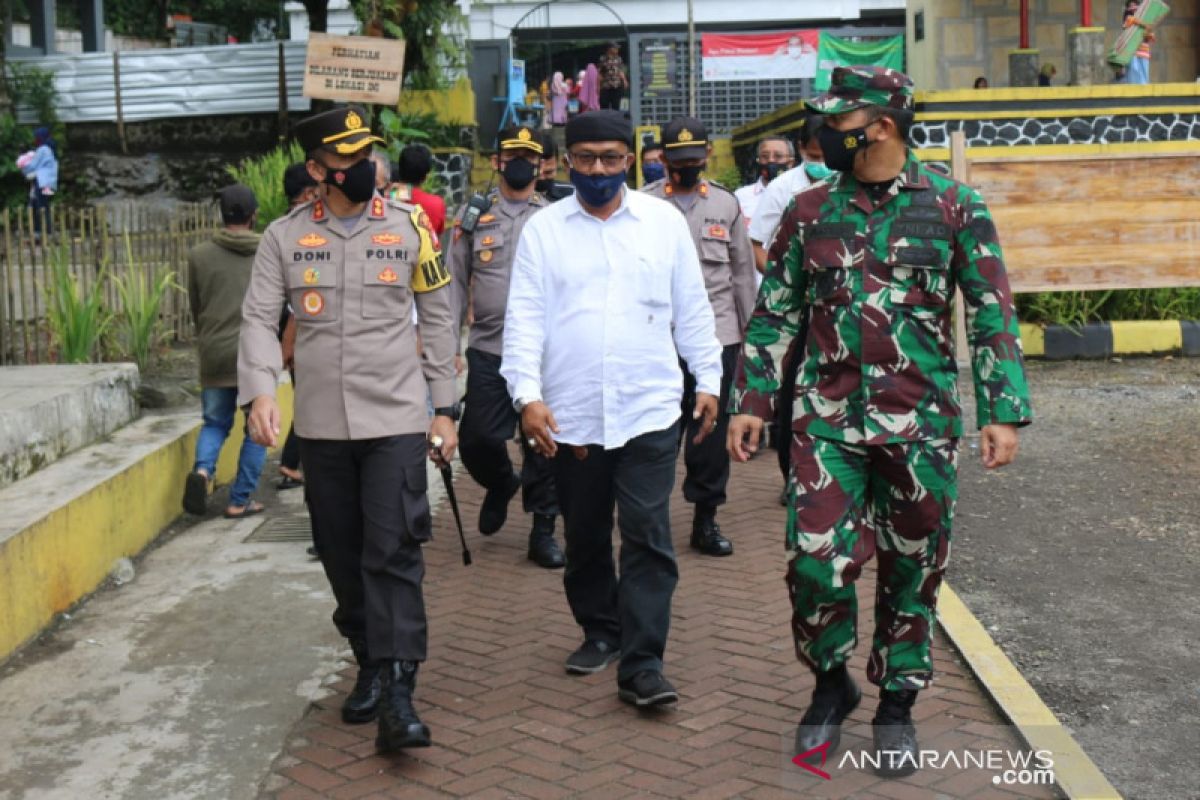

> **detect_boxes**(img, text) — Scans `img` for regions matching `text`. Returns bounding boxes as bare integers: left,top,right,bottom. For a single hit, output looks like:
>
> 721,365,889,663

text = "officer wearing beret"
642,117,757,557
239,104,458,752
446,126,564,568
728,67,1031,777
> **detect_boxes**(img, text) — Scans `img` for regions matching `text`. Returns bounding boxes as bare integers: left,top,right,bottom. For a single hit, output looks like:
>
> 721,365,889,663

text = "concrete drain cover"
244,514,311,543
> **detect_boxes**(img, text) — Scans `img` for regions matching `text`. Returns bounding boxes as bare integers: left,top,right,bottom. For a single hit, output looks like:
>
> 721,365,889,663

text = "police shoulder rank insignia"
370,197,386,219
311,200,326,221
301,290,325,316
298,232,327,248
377,267,399,283
479,250,494,263
303,267,320,285
699,183,709,198
372,233,403,246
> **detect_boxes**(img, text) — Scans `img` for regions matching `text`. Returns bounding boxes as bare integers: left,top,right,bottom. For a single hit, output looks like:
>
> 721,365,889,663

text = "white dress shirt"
747,164,813,247
733,179,767,228
502,188,723,449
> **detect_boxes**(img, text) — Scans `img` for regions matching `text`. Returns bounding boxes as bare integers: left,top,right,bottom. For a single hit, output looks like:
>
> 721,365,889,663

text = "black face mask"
817,124,873,173
535,177,553,194
671,163,704,189
321,157,376,204
759,162,787,183
501,159,537,190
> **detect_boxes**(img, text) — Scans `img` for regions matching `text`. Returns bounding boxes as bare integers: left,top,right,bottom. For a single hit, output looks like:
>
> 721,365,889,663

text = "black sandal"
276,475,304,490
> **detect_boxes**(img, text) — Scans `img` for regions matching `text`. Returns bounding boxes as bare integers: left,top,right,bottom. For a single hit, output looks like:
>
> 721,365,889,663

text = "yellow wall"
908,0,1197,90
1,383,294,663
214,382,294,485
398,77,477,125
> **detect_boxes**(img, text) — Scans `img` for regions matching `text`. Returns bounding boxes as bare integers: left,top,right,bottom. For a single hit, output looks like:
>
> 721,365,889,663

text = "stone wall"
61,112,476,205
912,112,1200,149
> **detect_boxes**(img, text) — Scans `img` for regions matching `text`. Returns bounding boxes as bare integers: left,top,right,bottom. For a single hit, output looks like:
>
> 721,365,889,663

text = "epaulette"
387,197,416,213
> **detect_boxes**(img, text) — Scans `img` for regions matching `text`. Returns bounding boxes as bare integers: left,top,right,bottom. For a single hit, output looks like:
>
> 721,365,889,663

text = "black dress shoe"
618,671,678,707
527,514,565,569
183,471,208,516
376,661,431,751
690,510,733,556
795,670,861,756
872,689,919,778
565,639,620,674
342,639,381,725
478,472,520,535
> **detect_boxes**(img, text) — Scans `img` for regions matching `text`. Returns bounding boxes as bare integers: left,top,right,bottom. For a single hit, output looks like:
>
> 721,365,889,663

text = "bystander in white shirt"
747,163,813,248
733,179,768,230
502,187,723,449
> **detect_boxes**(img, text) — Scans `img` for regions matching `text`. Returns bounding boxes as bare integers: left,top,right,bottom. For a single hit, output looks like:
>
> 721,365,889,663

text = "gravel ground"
953,358,1200,800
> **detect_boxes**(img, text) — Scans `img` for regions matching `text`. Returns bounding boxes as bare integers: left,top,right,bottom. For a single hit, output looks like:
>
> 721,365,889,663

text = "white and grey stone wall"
911,113,1200,149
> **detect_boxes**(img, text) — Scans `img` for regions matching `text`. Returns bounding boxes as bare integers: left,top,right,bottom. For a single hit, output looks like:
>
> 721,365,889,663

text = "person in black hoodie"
182,184,268,519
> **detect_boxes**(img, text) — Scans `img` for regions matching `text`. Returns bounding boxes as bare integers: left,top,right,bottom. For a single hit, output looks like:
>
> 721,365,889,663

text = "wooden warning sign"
303,32,406,105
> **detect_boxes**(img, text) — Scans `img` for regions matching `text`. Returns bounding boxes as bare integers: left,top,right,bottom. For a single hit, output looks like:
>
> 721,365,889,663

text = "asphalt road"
953,358,1200,800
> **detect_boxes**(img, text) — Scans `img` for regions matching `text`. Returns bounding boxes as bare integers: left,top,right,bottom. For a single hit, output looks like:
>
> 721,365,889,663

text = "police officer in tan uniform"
642,116,757,557
239,105,457,752
446,126,564,569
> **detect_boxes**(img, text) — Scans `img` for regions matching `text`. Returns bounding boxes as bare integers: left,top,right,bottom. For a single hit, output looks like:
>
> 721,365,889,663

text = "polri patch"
301,290,325,316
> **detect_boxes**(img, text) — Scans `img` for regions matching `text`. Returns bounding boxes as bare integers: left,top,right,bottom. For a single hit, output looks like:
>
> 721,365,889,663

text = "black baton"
430,436,472,566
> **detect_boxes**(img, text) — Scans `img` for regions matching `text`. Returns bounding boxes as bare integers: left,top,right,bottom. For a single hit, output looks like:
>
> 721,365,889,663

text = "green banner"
814,34,905,91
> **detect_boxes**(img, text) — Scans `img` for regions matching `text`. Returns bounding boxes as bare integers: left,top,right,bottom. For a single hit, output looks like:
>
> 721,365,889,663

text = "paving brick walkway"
260,447,1062,800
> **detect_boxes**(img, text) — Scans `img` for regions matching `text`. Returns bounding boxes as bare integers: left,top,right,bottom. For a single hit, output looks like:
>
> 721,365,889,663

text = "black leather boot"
479,471,520,535
690,506,733,556
342,639,381,724
527,514,565,569
376,660,431,751
872,688,919,778
795,664,861,756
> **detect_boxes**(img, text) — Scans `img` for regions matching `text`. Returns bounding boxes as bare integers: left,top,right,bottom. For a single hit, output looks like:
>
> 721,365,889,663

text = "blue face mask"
804,160,834,182
642,162,665,183
570,168,628,208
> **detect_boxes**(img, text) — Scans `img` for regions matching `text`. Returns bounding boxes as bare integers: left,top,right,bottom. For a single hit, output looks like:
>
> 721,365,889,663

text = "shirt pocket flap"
286,263,337,289
473,229,506,253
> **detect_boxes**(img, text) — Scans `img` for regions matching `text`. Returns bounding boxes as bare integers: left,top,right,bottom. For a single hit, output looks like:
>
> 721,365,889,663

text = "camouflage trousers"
785,432,959,692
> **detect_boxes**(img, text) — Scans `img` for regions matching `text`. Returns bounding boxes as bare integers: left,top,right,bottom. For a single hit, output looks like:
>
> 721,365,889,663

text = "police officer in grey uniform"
642,116,758,557
239,105,457,752
446,126,564,569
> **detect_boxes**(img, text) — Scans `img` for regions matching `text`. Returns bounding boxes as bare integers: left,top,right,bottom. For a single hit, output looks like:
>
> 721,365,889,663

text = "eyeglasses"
568,151,629,169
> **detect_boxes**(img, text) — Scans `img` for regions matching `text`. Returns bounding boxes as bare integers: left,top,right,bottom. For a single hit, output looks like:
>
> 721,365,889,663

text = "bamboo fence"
0,201,219,365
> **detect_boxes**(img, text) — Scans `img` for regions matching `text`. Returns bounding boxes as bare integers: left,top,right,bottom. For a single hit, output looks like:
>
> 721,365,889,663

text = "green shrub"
45,243,110,363
225,141,306,232
0,113,33,210
110,231,182,370
1015,289,1200,327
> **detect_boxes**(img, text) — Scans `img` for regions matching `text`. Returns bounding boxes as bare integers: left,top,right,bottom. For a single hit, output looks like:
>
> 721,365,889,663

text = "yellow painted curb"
1020,323,1045,358
0,382,296,663
938,585,1122,800
1110,321,1182,355
214,381,295,485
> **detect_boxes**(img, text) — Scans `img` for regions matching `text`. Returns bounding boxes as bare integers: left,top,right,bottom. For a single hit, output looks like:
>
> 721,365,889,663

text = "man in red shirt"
387,144,447,235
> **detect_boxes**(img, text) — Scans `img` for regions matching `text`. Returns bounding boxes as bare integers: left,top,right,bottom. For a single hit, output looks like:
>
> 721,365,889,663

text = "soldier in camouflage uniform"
726,66,1032,778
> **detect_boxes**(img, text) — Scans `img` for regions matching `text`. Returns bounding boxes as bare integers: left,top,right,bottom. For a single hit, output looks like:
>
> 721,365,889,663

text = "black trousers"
679,343,740,508
300,434,430,662
554,423,679,680
599,87,623,110
459,347,558,516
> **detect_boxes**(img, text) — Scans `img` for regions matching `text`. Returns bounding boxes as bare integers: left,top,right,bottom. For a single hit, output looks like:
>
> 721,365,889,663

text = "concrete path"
0,485,342,800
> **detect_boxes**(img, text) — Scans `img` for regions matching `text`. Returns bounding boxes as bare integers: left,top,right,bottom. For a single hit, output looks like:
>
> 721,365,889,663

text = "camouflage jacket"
730,152,1032,445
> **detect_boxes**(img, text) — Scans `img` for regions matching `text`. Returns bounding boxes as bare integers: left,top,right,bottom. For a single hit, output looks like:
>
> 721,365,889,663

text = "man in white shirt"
747,112,830,271
502,110,723,707
733,135,795,232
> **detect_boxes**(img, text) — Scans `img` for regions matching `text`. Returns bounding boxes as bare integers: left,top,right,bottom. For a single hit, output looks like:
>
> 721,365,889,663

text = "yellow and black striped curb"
1020,321,1200,360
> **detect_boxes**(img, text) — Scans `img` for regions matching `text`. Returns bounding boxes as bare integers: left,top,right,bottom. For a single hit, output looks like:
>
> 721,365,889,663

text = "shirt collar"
566,185,639,221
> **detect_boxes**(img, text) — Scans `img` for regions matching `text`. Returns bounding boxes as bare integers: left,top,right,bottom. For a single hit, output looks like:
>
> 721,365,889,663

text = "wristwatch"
433,405,461,421
513,397,540,414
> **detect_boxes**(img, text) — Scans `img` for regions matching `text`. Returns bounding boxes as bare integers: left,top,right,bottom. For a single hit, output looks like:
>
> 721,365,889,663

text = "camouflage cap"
805,66,914,115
